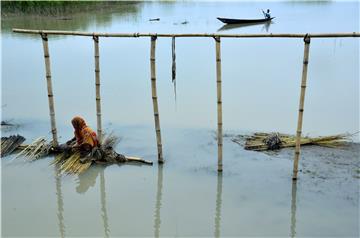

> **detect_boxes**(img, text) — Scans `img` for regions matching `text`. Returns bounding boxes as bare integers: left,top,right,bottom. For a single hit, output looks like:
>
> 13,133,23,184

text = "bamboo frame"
293,35,311,180
93,35,103,143
215,37,223,172
41,33,58,147
13,29,360,38
150,36,164,163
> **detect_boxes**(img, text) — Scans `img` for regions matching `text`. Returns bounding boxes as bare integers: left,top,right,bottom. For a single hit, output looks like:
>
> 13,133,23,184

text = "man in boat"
262,9,271,19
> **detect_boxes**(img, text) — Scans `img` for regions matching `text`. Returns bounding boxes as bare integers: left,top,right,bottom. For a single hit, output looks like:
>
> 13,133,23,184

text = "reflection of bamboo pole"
214,173,223,238
54,166,65,238
293,35,311,180
14,29,360,38
41,33,58,147
215,37,223,172
154,164,163,238
290,181,298,238
93,35,103,143
100,169,110,238
150,36,164,163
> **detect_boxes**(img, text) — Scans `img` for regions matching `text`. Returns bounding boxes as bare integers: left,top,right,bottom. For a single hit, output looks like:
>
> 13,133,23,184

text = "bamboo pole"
150,36,164,163
293,35,311,180
41,33,58,147
13,29,360,38
215,37,223,172
93,35,103,143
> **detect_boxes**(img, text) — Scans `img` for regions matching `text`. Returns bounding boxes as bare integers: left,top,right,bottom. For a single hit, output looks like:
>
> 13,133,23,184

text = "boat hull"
217,17,274,24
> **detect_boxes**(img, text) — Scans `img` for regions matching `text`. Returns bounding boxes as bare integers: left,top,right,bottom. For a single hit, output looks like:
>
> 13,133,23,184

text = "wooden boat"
217,17,274,24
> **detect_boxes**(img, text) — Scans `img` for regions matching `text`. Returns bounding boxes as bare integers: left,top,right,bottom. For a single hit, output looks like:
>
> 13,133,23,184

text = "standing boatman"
262,9,271,19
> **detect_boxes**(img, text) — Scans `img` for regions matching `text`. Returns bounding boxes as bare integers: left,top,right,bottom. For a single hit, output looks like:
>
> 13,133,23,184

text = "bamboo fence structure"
12,28,360,176
293,35,311,180
150,36,164,163
93,35,103,143
215,37,223,172
41,33,58,147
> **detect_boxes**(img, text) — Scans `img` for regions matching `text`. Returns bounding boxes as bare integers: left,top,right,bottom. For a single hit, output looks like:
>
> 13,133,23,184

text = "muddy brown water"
2,1,359,237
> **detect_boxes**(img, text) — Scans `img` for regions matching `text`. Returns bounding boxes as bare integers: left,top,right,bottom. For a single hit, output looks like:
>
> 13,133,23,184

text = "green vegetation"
1,1,137,16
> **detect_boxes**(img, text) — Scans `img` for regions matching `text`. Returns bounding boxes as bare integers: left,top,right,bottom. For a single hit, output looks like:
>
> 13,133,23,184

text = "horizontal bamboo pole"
12,29,360,38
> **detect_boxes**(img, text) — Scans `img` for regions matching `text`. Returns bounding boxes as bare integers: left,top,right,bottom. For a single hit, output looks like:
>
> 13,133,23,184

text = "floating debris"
1,135,25,157
232,132,351,151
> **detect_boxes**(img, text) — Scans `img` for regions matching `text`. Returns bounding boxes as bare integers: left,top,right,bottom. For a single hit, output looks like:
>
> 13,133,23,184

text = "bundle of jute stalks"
2,134,153,174
232,132,351,151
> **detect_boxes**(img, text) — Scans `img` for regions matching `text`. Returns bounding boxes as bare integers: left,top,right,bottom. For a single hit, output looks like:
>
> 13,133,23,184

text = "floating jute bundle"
1,135,25,157
172,36,177,101
232,132,352,151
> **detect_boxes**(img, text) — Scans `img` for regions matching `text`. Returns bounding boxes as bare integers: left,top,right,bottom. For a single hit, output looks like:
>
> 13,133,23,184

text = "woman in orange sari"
67,116,99,152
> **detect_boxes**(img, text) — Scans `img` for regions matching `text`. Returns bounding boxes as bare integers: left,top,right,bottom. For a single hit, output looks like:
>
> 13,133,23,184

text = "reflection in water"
54,166,65,238
154,164,163,238
217,21,272,32
76,167,101,194
290,181,298,238
100,169,110,238
214,173,223,238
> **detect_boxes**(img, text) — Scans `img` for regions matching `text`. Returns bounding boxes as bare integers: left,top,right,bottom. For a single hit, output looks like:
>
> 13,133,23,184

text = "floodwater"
1,1,359,237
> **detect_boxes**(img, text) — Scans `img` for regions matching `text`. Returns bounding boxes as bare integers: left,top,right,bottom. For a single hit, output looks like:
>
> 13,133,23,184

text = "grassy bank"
1,1,138,17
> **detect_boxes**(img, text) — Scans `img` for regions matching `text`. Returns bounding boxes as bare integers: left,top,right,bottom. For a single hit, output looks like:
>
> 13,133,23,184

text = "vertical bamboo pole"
215,37,223,172
293,35,311,180
41,33,58,147
93,35,103,143
150,36,164,163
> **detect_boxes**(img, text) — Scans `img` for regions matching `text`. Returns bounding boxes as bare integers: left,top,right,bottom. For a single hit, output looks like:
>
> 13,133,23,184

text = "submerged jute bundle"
232,132,352,151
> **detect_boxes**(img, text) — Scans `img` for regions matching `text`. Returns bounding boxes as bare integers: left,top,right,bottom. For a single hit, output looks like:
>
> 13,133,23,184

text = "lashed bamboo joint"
150,36,164,163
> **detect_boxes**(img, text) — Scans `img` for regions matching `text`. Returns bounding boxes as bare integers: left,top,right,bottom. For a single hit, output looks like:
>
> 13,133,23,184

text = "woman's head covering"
71,116,86,130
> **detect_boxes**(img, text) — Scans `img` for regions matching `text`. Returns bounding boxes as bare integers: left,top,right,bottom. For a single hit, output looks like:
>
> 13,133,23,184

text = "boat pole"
215,37,223,172
293,34,311,180
150,35,164,163
41,33,58,147
93,35,103,143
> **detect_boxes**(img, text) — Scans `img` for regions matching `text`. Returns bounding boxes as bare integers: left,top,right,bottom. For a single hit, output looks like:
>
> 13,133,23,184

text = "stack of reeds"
15,137,52,160
1,135,25,157
52,152,91,174
232,132,350,151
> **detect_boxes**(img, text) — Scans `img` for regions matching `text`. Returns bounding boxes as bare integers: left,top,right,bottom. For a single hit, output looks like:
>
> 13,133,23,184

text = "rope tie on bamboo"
93,34,99,43
133,33,140,37
40,32,48,41
213,36,221,43
151,35,158,41
303,34,311,44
